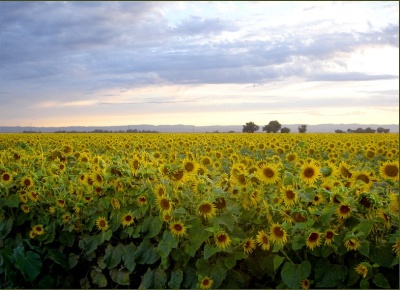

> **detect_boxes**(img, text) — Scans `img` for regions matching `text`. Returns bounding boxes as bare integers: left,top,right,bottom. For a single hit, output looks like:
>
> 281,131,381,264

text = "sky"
0,1,398,127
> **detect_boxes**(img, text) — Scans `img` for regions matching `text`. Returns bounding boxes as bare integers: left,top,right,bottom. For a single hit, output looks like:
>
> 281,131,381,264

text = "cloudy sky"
0,1,398,127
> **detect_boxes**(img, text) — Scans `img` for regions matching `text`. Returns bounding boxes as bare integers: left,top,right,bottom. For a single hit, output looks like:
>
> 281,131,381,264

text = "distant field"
0,133,398,289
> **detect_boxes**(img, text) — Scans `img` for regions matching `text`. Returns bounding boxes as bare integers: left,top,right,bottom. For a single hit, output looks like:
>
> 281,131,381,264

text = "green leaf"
223,255,237,270
68,253,79,269
80,234,101,255
110,269,130,286
91,270,108,288
153,267,167,289
122,242,137,272
314,258,348,288
355,220,374,239
185,223,212,257
273,255,285,271
141,268,155,288
142,216,163,238
358,241,369,257
320,205,336,224
213,213,235,232
0,217,13,240
182,267,196,288
135,239,160,265
281,261,311,288
372,273,391,289
59,230,75,247
4,195,20,208
13,246,42,282
47,249,68,270
360,278,369,289
101,229,113,243
104,243,124,269
369,243,395,268
203,244,220,259
168,269,183,289
157,230,179,258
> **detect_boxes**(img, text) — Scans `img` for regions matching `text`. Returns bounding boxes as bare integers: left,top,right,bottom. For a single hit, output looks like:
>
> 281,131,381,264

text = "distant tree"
383,128,390,133
365,127,376,133
280,127,291,133
242,122,259,133
262,120,282,133
347,128,354,133
335,129,345,133
377,127,384,133
298,125,307,133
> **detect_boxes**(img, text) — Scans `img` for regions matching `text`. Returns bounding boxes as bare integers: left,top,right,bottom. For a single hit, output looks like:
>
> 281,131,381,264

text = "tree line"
335,127,391,133
242,121,307,133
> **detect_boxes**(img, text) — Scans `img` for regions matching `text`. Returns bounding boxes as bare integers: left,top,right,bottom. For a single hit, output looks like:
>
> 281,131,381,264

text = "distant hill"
0,123,398,133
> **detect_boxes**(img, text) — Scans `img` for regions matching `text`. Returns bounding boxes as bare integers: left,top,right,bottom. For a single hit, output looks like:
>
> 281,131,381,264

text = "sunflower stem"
280,248,295,265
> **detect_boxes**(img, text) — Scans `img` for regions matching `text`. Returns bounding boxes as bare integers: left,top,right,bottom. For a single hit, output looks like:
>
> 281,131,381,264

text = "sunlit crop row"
0,133,399,289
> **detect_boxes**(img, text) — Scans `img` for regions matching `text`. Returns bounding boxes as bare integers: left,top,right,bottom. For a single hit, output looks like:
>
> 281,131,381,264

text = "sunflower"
312,193,324,206
154,184,166,198
257,163,280,184
137,196,148,206
200,156,212,167
0,172,13,185
324,229,337,245
121,212,134,227
280,185,298,207
21,204,30,213
300,160,321,185
183,159,199,175
389,192,399,214
28,191,40,202
285,152,298,163
270,223,288,246
198,202,216,219
344,238,361,251
83,196,93,203
62,213,71,224
213,197,227,211
243,237,257,255
306,231,322,250
20,176,34,188
111,198,121,210
350,170,374,190
215,232,232,250
376,208,391,228
157,196,173,213
162,212,172,223
392,238,400,257
171,169,185,183
199,276,214,289
338,161,352,178
95,217,109,231
354,263,369,278
56,199,66,208
300,279,310,289
169,221,187,237
256,230,270,251
32,225,45,236
29,230,36,239
380,160,399,181
336,204,352,219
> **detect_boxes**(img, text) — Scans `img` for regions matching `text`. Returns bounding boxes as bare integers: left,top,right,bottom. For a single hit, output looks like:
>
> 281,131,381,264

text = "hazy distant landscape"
1,123,398,133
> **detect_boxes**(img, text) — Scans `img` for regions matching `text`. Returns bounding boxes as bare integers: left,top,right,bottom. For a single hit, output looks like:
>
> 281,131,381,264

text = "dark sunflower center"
185,162,195,172
385,165,398,177
3,174,10,181
273,226,284,237
24,179,31,186
160,199,170,209
308,232,319,242
100,220,106,227
125,215,132,222
356,174,370,183
174,224,183,231
199,204,212,214
203,279,210,286
304,168,315,178
262,235,269,243
340,205,350,214
263,168,275,178
217,234,227,242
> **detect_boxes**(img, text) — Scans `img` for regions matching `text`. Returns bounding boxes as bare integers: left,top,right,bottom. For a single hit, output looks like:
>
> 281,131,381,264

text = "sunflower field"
0,132,399,289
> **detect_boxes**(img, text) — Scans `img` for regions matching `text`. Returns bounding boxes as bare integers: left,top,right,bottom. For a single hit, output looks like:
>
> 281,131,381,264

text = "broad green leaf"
91,270,108,288
355,220,374,239
320,205,336,225
360,278,369,289
358,241,369,258
153,267,167,289
68,253,79,269
168,269,183,289
101,229,113,243
104,243,124,269
369,243,395,268
214,213,235,232
372,273,391,289
281,261,311,288
203,244,220,259
59,230,75,247
314,258,348,288
47,249,68,270
110,269,130,286
13,247,42,282
135,239,160,265
141,216,163,238
4,195,20,208
185,224,212,257
182,267,196,288
157,230,179,258
0,217,13,240
80,234,101,255
122,242,137,272
141,268,155,288
223,255,237,270
273,255,285,271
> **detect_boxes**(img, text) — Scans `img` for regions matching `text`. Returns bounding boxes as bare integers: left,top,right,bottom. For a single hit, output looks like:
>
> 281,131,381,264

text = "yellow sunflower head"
169,221,187,237
215,232,232,250
379,160,399,181
198,201,216,219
